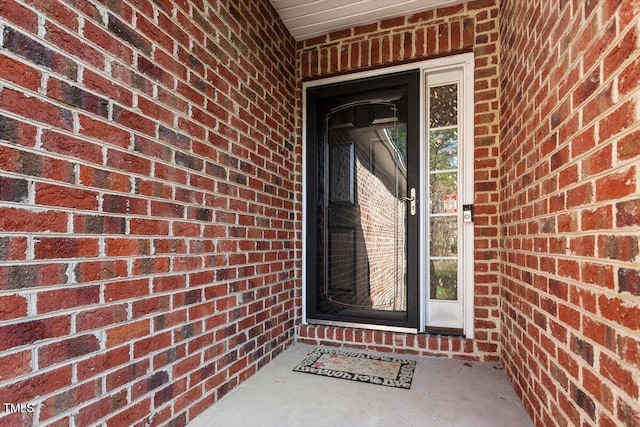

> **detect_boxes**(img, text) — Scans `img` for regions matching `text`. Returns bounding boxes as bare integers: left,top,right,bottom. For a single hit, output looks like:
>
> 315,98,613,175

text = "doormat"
293,347,416,389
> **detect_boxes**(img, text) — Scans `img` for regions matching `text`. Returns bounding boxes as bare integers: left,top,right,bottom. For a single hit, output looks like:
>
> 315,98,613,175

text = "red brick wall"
296,0,501,361
0,0,297,425
499,1,640,425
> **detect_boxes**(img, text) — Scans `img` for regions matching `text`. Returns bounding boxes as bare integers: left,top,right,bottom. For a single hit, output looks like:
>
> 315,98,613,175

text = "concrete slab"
189,343,533,427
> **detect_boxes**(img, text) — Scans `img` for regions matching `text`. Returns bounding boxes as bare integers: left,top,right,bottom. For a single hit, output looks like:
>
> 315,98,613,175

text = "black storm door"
306,71,419,329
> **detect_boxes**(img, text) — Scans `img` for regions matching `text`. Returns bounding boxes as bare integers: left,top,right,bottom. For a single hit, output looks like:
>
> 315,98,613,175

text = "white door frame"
421,54,475,338
301,53,475,338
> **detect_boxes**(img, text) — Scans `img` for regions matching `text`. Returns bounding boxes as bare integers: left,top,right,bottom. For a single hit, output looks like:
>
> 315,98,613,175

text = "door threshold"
423,326,464,336
306,318,418,334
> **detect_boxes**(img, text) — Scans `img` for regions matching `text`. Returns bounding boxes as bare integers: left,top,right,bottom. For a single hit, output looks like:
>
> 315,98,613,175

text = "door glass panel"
429,129,458,170
430,216,458,257
430,172,457,214
317,90,409,316
429,84,458,127
429,259,458,300
428,81,459,302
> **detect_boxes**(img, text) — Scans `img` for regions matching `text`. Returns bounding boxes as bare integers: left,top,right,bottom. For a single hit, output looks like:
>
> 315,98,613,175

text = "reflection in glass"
318,94,409,316
429,129,458,170
329,143,355,203
430,172,457,214
328,229,355,294
428,82,459,303
430,216,458,257
429,259,458,300
429,84,458,128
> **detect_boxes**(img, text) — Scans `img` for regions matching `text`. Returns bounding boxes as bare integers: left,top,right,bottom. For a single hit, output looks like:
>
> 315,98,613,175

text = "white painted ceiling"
270,0,465,41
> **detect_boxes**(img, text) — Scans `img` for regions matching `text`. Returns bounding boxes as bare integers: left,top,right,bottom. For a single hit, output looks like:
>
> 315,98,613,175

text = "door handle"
400,188,416,216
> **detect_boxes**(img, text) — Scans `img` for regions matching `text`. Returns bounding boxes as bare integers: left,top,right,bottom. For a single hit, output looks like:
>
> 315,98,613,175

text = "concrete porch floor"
189,343,533,427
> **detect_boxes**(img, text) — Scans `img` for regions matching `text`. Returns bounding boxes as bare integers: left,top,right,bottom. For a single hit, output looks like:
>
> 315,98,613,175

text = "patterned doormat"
293,347,416,389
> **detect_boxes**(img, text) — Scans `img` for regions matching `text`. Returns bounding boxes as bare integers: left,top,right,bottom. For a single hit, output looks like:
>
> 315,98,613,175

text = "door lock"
400,188,416,216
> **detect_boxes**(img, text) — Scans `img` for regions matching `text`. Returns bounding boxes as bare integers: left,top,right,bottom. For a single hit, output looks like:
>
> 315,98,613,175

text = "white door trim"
301,53,475,338
421,54,475,338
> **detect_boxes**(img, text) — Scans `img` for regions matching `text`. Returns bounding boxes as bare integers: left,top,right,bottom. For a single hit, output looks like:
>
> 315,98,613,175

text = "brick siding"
499,1,640,426
1,0,638,425
0,0,297,425
296,0,502,361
